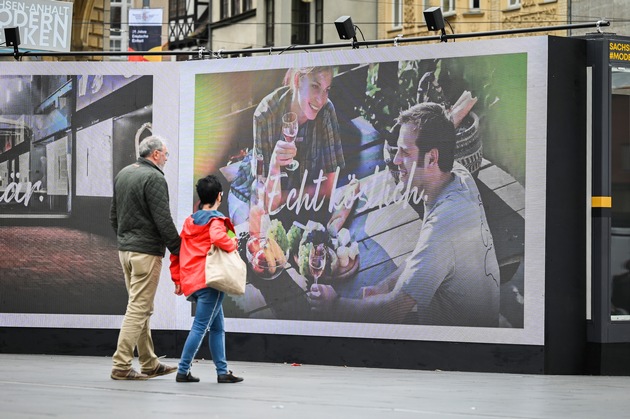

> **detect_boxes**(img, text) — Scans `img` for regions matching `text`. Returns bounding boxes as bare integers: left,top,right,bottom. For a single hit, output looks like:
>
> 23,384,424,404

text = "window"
231,0,240,15
110,3,121,32
291,0,309,45
109,0,131,61
315,0,323,44
243,0,252,11
508,0,521,7
169,0,186,19
470,0,480,9
220,0,228,19
441,0,456,14
169,0,176,19
265,0,274,46
110,38,122,51
609,67,630,320
393,0,402,29
423,1,455,18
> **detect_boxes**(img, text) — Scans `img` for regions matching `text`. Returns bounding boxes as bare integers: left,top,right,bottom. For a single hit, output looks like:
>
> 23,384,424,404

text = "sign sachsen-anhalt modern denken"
0,0,72,52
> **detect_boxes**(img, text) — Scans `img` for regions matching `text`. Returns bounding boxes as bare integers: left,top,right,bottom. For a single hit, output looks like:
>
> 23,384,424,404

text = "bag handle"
208,217,235,246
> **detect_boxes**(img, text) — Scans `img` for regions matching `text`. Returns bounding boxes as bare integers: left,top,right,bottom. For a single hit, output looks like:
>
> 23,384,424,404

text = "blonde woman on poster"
228,66,346,226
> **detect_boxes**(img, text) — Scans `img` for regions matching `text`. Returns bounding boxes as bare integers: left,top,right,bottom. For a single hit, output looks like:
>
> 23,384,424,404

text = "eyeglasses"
158,149,170,158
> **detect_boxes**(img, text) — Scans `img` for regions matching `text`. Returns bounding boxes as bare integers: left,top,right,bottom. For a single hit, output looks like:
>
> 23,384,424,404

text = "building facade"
569,0,630,37
167,0,379,56
377,0,569,42
69,0,170,60
33,0,630,60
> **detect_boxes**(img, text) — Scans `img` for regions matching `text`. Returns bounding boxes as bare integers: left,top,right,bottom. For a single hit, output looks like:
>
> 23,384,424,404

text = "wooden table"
223,170,422,320
224,157,526,327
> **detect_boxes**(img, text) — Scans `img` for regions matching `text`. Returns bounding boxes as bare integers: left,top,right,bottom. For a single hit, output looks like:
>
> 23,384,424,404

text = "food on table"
336,246,350,268
297,229,333,276
247,236,262,256
258,218,359,279
348,242,359,259
295,224,358,278
251,249,270,275
326,246,339,276
262,246,277,275
286,224,303,257
327,178,360,237
248,236,287,280
266,236,285,263
332,240,359,275
337,228,351,247
297,242,313,277
301,228,332,248
267,219,289,253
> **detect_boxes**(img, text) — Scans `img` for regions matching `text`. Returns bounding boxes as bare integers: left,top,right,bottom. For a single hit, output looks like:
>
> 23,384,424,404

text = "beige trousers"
112,251,162,371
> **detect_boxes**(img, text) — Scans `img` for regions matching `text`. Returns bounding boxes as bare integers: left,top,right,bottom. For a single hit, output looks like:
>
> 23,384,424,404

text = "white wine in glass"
309,243,327,286
281,112,299,171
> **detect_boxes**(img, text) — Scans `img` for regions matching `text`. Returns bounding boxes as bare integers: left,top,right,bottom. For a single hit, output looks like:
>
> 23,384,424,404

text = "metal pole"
0,20,611,60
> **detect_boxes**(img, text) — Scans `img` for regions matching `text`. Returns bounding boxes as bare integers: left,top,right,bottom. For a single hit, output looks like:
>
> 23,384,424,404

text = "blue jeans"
178,287,228,376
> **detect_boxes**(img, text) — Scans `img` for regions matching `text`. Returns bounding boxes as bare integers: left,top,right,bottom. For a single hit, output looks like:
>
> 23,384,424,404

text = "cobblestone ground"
0,226,128,314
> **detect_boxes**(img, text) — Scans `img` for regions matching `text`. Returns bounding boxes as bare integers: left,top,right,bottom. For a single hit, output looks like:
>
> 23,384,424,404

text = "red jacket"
170,210,237,297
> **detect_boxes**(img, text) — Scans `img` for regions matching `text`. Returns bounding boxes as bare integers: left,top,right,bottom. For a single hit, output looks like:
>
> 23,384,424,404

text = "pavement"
1,353,629,418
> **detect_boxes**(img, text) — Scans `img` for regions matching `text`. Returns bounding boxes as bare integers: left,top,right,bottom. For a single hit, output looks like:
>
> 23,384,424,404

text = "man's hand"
360,281,389,298
307,284,338,312
174,283,183,295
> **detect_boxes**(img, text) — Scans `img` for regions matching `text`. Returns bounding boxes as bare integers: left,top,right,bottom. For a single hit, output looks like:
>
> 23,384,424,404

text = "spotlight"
4,27,20,47
423,7,448,42
335,15,357,47
3,27,21,60
423,7,445,31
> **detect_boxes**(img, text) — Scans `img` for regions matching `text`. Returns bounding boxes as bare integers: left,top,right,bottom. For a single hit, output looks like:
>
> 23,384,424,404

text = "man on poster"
308,102,501,327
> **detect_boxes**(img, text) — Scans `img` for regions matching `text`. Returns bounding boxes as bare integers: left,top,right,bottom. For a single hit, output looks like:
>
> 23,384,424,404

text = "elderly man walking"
109,135,181,380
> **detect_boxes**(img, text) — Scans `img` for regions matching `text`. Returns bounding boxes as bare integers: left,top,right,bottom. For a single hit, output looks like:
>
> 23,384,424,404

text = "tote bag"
205,244,247,296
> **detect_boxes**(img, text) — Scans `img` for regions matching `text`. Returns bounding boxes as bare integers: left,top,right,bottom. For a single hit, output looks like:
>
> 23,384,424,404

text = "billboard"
0,0,73,52
179,36,547,345
0,63,180,329
0,36,547,347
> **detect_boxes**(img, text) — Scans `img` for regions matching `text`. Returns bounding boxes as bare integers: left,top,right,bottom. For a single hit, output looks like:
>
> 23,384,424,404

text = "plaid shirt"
231,86,345,202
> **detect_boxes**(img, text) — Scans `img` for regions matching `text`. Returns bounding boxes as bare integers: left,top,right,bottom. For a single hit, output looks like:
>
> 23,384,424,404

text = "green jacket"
110,158,180,257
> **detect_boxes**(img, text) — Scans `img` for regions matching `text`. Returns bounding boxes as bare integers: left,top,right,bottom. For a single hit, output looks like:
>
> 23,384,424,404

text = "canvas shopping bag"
205,244,247,296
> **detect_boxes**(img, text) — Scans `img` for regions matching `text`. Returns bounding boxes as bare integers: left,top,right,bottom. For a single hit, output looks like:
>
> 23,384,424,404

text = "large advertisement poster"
0,37,547,347
0,63,181,327
180,37,547,344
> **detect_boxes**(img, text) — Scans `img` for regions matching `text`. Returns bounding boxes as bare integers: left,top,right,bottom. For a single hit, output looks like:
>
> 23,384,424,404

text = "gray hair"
138,135,168,158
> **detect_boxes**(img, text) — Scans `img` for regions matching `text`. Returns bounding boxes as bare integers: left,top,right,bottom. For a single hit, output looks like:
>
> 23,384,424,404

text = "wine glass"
281,112,299,171
309,243,327,288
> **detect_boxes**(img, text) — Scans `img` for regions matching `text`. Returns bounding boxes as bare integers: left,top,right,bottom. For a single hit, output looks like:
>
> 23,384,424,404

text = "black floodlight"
4,27,20,47
335,16,356,41
424,7,445,31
